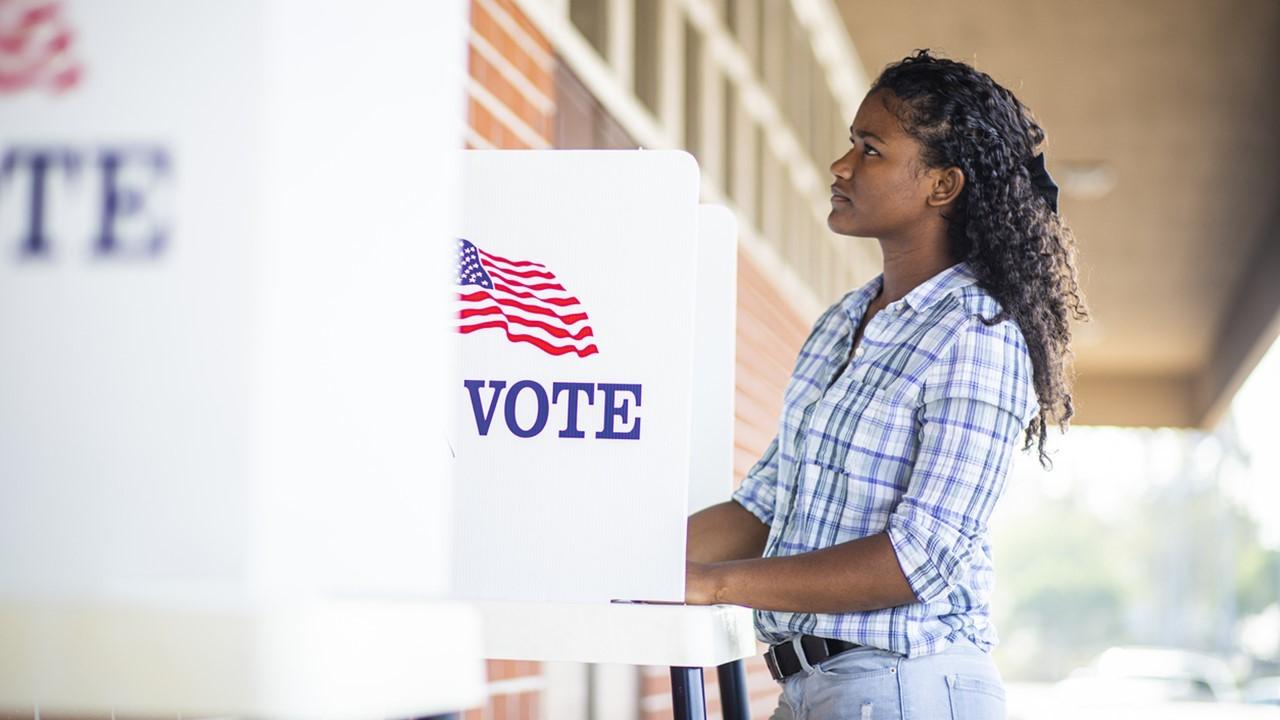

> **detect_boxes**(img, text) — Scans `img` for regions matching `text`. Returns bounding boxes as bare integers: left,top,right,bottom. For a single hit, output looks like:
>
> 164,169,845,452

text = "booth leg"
717,658,750,720
670,666,708,720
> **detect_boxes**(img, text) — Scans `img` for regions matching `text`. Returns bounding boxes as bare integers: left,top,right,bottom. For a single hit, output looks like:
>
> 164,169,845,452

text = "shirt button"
854,347,865,358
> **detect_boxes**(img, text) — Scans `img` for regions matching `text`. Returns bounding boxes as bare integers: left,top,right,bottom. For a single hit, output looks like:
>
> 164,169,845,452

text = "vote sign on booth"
451,150,700,604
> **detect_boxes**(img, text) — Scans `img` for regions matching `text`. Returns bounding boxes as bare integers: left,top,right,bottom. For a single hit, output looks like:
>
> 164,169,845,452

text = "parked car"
1002,649,1280,719
1056,645,1241,703
1245,676,1280,706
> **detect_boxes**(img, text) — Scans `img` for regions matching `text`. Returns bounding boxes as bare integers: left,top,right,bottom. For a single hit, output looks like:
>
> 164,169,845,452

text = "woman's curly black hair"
871,49,1088,467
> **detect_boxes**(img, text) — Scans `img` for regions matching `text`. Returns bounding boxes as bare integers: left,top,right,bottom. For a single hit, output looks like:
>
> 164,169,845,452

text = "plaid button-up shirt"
732,262,1039,657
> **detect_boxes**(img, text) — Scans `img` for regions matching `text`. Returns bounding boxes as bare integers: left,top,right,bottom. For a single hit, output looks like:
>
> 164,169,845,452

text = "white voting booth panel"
453,167,753,665
452,150,700,605
688,205,738,515
0,2,481,717
479,602,755,667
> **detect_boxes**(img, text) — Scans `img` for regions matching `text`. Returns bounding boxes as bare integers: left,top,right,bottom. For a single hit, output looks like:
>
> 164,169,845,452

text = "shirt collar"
901,261,978,313
839,273,884,322
839,262,977,322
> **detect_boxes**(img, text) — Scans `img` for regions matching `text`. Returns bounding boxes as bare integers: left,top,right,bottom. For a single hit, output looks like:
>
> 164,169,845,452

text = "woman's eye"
850,137,879,156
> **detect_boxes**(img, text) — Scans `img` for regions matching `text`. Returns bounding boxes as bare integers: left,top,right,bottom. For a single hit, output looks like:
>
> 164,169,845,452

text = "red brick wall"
467,0,554,149
461,660,544,720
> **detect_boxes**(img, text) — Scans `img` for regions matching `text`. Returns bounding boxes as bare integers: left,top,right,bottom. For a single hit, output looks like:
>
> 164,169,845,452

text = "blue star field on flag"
456,239,494,289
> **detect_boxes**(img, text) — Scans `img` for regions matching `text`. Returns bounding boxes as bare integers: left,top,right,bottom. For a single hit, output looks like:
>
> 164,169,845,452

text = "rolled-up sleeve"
732,435,780,526
886,318,1036,604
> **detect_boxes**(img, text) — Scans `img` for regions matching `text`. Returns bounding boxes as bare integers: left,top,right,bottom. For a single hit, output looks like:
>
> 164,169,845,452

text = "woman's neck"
877,227,957,304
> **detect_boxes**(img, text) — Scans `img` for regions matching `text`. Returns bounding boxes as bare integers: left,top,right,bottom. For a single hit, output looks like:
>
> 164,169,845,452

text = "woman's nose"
830,149,854,179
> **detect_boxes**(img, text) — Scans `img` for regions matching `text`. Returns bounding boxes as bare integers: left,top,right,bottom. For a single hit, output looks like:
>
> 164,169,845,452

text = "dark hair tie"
1025,152,1059,214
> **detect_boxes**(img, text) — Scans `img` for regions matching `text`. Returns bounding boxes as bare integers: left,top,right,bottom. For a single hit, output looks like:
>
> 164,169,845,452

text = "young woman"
683,50,1087,719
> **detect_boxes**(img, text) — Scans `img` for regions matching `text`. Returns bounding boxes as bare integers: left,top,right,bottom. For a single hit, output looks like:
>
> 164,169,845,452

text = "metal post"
670,665,708,720
717,658,750,720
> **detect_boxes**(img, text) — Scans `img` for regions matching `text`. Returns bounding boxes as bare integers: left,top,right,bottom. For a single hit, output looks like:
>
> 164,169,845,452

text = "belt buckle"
763,647,783,681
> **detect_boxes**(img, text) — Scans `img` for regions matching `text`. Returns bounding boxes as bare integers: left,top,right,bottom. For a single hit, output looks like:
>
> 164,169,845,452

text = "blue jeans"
766,636,1006,719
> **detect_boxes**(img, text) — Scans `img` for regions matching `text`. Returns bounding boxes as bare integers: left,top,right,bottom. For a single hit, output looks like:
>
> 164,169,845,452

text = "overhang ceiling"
834,0,1280,428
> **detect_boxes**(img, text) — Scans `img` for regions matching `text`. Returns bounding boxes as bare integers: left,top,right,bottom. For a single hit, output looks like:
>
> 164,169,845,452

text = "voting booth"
451,151,755,719
0,2,481,717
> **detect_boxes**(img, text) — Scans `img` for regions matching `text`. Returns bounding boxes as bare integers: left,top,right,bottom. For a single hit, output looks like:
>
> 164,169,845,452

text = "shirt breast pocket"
804,382,916,521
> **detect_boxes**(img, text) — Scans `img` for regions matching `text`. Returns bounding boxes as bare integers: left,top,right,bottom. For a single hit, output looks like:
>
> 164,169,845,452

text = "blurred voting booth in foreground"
451,151,754,718
0,2,481,718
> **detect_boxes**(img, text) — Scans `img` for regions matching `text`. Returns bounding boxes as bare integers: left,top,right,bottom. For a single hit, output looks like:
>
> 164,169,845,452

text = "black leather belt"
764,635,862,681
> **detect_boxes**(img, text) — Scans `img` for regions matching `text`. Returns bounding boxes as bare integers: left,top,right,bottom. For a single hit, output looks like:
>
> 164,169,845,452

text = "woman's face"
828,89,938,239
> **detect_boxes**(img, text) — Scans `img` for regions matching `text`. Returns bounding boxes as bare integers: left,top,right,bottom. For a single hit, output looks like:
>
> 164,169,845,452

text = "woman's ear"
926,166,965,208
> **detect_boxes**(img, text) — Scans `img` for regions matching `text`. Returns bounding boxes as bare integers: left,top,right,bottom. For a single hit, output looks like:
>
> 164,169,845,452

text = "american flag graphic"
455,239,599,358
0,0,82,95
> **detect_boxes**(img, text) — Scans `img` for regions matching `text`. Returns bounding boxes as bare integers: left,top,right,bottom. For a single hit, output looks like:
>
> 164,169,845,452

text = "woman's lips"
831,194,851,204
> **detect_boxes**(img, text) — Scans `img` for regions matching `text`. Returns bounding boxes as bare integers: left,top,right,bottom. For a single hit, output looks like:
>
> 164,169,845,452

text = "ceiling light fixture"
1055,161,1117,200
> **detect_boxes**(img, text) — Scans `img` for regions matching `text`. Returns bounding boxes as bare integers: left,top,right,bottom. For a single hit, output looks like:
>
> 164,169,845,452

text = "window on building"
723,75,736,199
762,148,784,253
761,1,785,101
826,233,847,298
707,0,726,21
731,0,758,46
633,0,661,115
756,0,771,82
727,0,761,79
730,107,758,219
819,233,836,299
832,105,848,167
811,65,831,169
753,123,766,231
569,0,609,59
805,214,821,298
785,13,811,154
785,188,803,280
683,19,703,160
725,80,739,205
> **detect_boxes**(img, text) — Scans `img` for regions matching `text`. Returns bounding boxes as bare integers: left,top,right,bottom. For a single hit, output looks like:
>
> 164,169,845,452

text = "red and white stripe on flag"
455,240,599,358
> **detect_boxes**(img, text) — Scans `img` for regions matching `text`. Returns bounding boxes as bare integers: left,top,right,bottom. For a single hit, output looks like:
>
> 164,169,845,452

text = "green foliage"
1237,542,1280,618
990,453,1280,682
994,500,1133,679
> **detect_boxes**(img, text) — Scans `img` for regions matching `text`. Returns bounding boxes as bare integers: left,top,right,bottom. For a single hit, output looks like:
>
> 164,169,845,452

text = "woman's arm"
688,320,1034,612
686,392,1023,612
686,532,915,611
686,500,770,563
